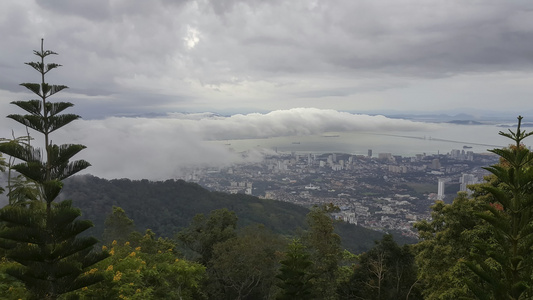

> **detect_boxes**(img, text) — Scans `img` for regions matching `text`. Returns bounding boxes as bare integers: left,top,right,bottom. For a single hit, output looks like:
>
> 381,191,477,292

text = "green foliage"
415,116,533,300
64,177,308,237
72,230,207,300
276,239,315,300
463,116,533,299
0,40,107,300
339,234,421,300
5,173,40,205
0,132,40,205
0,40,89,207
62,175,387,254
0,257,30,299
102,206,135,245
176,208,238,265
303,204,342,300
0,201,108,299
208,224,287,300
414,194,490,299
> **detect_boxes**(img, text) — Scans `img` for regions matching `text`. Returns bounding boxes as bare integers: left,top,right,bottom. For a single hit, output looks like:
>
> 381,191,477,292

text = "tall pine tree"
0,39,108,300
415,116,533,299
464,116,533,299
304,204,342,300
276,239,315,300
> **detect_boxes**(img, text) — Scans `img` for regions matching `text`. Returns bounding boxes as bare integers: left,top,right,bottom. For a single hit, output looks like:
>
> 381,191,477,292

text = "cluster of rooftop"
181,148,498,237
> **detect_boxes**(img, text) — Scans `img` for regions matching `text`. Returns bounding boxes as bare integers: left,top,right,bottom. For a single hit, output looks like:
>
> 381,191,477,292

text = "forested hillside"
61,174,396,253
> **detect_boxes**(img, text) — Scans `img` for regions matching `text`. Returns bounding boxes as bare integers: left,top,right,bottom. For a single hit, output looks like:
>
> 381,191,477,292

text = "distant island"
446,120,484,125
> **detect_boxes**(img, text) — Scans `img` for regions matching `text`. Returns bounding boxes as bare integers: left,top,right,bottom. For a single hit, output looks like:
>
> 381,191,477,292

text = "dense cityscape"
183,147,499,238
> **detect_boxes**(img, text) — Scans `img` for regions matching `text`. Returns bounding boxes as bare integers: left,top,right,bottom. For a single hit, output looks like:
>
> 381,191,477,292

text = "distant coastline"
213,122,511,157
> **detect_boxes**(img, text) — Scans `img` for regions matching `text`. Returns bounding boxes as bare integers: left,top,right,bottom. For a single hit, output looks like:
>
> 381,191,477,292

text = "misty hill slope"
61,175,398,253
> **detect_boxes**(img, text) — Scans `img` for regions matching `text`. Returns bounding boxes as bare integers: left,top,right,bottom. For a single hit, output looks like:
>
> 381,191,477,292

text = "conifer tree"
276,239,315,300
464,116,533,299
304,204,342,300
415,116,533,299
0,39,108,300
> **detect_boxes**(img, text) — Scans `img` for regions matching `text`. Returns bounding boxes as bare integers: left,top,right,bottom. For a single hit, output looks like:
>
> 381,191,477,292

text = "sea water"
213,123,523,157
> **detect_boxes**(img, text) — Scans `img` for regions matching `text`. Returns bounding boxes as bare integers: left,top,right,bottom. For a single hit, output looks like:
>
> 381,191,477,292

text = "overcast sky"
1,0,532,179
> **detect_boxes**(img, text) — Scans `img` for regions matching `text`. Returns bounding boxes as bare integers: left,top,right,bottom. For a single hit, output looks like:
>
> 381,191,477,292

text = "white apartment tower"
437,178,450,200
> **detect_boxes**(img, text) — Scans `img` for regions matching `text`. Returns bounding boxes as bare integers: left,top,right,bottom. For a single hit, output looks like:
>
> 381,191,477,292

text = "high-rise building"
466,151,474,161
368,149,372,158
378,153,393,161
460,173,477,194
432,158,441,169
450,149,462,159
437,178,450,200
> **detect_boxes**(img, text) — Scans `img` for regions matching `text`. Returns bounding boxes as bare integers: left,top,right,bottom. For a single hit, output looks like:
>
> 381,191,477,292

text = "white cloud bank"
51,108,433,180
168,108,429,139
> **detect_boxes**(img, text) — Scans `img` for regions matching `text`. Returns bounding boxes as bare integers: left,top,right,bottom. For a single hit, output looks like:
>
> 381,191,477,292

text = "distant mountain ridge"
61,175,396,253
